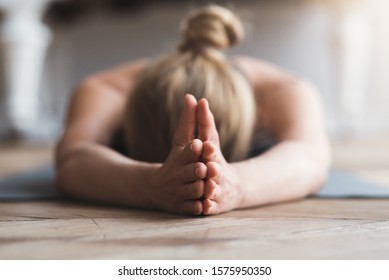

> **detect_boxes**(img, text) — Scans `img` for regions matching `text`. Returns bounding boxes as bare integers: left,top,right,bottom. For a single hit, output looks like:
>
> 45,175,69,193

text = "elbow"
55,156,76,197
54,145,85,197
306,158,330,196
54,140,73,196
311,143,332,195
304,139,332,196
309,164,329,195
293,142,331,197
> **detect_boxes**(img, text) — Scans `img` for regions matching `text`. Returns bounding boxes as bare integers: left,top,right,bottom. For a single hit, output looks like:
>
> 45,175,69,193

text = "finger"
197,98,220,144
206,162,221,184
203,178,220,199
181,180,205,199
179,139,203,164
173,94,198,146
202,141,216,162
180,162,207,183
181,200,203,216
202,199,218,215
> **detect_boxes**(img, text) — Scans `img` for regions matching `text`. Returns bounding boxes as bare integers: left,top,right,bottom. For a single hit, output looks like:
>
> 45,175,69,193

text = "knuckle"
184,202,196,215
195,163,207,179
193,181,204,197
192,202,202,215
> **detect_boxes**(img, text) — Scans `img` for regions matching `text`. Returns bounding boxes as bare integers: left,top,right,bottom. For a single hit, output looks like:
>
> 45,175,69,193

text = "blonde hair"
124,5,255,163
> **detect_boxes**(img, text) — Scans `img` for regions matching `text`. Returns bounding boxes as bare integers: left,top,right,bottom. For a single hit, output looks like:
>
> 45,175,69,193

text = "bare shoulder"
85,59,148,94
59,59,148,150
232,56,293,90
233,55,321,110
233,56,325,139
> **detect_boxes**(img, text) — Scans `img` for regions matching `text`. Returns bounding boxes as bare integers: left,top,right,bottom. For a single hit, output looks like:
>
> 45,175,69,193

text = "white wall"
365,0,389,130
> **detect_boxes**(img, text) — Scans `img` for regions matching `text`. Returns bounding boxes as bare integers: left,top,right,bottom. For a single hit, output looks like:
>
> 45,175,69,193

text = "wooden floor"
1,139,389,259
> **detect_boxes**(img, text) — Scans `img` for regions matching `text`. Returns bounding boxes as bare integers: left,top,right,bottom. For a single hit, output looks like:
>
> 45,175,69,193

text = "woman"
55,5,331,216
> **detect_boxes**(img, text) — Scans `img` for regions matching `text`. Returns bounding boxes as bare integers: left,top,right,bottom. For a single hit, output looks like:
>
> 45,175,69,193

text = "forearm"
232,141,330,208
55,143,160,207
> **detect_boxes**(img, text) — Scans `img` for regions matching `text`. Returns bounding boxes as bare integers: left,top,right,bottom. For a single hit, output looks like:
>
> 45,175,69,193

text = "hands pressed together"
149,94,243,216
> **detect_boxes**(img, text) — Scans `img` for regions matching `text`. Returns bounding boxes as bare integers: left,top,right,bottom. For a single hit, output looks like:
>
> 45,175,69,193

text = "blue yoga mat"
318,170,389,198
0,166,389,200
0,166,60,200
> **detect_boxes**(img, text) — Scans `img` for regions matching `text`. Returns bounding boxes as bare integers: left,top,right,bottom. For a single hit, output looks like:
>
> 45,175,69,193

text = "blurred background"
0,0,388,140
0,0,389,183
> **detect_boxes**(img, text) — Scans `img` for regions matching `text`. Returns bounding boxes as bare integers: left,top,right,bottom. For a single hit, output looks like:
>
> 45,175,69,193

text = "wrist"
123,160,161,208
142,162,162,190
229,162,247,207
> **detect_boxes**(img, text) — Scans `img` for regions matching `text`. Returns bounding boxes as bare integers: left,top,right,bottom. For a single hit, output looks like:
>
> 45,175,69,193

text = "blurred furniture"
309,0,371,132
0,0,53,139
331,1,371,131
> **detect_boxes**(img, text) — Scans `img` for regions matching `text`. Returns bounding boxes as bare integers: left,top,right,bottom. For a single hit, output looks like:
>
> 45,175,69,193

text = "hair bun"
179,5,244,53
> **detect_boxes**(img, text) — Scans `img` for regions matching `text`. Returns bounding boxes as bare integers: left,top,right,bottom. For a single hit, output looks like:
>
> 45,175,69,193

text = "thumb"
172,94,198,146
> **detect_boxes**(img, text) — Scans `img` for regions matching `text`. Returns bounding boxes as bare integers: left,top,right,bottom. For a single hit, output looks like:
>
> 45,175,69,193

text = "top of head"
179,5,244,53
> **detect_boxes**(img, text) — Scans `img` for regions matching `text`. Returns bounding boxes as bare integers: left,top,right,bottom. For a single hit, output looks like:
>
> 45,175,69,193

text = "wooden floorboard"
1,139,389,259
1,199,389,259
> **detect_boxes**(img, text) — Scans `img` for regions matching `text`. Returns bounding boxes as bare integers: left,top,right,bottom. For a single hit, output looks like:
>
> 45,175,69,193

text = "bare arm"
55,60,159,207
232,57,331,208
139,57,331,215
56,64,208,215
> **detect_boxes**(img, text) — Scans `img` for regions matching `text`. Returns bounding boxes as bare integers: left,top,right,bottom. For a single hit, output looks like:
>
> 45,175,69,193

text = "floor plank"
0,199,388,259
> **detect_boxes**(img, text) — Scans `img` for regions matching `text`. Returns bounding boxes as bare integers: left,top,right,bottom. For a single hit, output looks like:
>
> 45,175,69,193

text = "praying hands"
150,94,241,215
